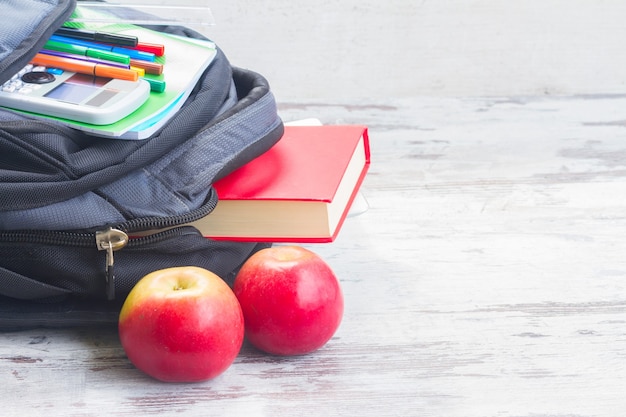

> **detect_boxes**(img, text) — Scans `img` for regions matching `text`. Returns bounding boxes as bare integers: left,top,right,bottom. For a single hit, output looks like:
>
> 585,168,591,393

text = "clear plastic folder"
69,1,215,27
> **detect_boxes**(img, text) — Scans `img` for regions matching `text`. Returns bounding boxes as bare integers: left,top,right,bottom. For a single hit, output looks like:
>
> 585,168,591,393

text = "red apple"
118,266,244,382
233,245,344,356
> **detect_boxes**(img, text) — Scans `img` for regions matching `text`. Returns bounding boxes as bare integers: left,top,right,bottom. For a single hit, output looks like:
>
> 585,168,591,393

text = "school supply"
0,63,149,125
31,53,139,80
1,16,219,139
180,125,371,243
67,1,215,27
44,38,132,64
49,34,156,61
55,26,139,47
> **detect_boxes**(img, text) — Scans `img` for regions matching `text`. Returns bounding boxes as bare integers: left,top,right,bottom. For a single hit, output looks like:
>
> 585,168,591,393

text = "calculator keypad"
1,65,51,94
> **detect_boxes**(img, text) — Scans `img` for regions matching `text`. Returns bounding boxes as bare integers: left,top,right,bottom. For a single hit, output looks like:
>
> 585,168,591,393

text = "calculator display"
44,74,115,106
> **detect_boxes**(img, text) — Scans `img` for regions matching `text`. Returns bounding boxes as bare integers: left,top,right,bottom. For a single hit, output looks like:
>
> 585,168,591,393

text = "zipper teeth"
117,187,218,233
0,188,218,247
126,226,196,247
0,230,95,247
0,225,195,248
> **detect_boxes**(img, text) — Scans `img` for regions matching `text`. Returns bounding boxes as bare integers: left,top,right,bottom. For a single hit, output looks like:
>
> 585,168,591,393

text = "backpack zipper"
0,187,218,299
95,228,129,300
96,188,218,299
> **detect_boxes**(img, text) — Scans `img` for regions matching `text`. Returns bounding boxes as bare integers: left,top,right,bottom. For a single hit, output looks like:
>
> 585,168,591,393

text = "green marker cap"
86,48,130,65
142,77,166,93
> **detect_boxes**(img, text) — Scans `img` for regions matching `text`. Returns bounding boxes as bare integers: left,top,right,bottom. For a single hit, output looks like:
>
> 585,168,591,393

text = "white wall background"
189,1,626,100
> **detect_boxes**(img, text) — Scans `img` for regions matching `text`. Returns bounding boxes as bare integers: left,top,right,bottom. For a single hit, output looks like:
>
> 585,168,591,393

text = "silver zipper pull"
95,228,129,300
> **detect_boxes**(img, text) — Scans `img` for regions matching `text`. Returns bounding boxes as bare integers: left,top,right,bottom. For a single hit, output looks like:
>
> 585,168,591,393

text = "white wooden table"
3,96,626,416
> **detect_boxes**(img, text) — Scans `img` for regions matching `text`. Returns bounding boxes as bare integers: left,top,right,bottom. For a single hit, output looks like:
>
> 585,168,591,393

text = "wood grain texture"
204,0,626,100
3,96,626,416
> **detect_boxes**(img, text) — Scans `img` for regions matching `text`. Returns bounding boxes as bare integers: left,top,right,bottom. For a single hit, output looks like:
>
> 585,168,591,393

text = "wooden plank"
207,1,626,99
3,96,626,416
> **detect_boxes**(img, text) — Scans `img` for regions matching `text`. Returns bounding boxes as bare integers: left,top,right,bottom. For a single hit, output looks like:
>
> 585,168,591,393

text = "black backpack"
0,0,284,328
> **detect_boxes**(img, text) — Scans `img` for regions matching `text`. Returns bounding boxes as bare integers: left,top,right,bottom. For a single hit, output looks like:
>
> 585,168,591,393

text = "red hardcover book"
189,124,370,242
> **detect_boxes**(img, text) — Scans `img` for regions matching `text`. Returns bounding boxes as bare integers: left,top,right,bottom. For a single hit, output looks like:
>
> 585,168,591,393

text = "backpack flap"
0,0,76,85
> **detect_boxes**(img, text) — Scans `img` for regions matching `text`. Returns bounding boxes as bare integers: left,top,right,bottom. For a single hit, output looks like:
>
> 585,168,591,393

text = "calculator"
0,65,150,125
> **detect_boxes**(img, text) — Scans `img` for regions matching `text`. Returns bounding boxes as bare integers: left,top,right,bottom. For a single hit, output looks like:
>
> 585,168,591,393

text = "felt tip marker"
31,53,139,81
132,41,165,57
49,35,156,62
130,66,146,77
55,27,138,47
40,49,131,69
142,77,166,93
129,59,163,75
43,40,131,65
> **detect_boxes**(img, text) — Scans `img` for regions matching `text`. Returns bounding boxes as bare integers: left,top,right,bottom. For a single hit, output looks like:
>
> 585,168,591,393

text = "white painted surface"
202,0,626,100
4,95,626,416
